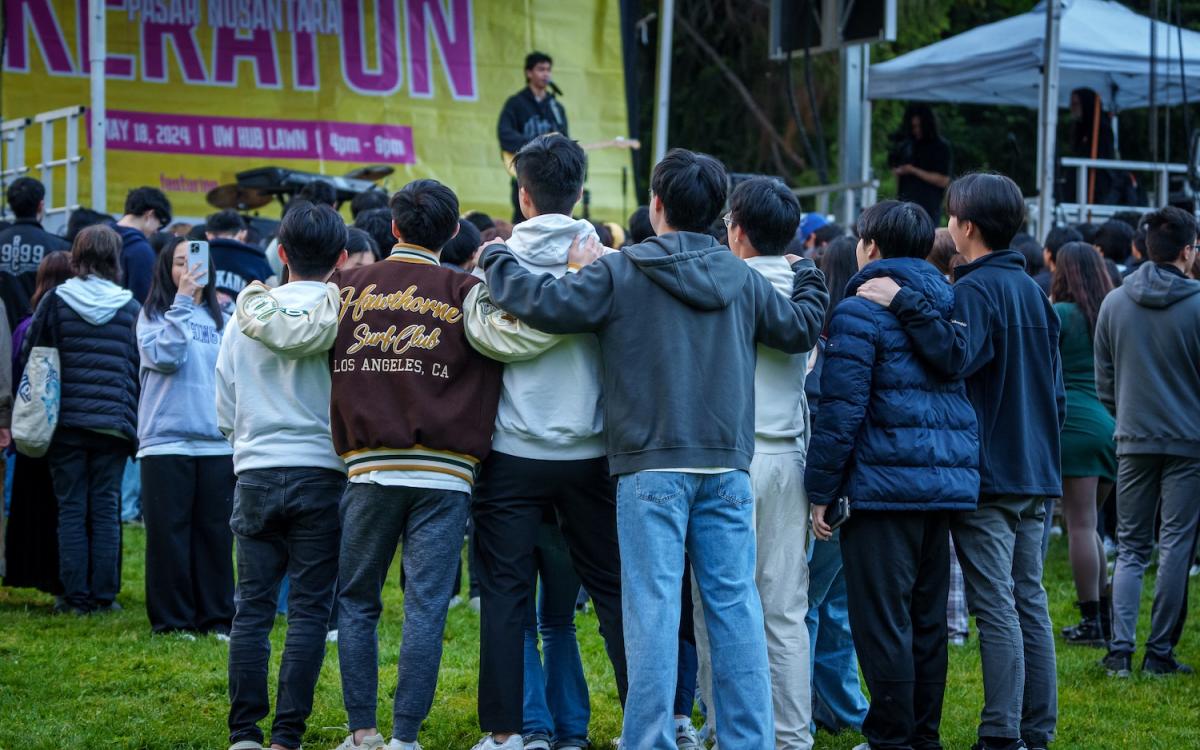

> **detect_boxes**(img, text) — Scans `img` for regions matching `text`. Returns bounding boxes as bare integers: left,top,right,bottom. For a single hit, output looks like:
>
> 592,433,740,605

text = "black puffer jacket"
25,284,140,450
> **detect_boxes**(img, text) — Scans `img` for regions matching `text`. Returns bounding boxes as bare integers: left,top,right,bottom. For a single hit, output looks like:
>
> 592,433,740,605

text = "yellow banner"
2,0,632,223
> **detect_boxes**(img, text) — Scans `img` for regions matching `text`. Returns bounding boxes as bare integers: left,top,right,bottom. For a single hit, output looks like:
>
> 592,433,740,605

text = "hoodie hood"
505,214,599,272
744,255,795,296
849,257,954,317
621,232,748,311
57,276,134,325
1122,261,1200,309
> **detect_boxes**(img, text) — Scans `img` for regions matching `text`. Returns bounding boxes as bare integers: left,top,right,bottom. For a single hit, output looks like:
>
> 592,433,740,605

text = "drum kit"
204,164,395,212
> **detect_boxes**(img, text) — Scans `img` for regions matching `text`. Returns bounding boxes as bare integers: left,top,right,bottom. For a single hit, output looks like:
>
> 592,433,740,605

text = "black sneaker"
1101,650,1133,677
91,601,124,614
53,597,90,616
1061,616,1106,647
1142,652,1194,676
970,740,1026,750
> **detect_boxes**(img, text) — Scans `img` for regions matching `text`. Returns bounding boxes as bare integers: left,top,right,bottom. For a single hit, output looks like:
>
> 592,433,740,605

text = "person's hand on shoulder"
567,235,603,270
857,277,901,308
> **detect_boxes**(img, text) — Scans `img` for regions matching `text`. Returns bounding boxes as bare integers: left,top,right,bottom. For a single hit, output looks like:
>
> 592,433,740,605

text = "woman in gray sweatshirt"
136,237,235,635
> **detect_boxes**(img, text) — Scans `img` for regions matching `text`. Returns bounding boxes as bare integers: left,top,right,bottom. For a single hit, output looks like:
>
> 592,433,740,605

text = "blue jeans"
806,533,869,734
617,470,772,750
120,457,141,522
522,523,590,745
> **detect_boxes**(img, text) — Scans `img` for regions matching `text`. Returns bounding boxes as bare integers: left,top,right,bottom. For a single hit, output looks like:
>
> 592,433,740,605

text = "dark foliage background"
626,0,1200,211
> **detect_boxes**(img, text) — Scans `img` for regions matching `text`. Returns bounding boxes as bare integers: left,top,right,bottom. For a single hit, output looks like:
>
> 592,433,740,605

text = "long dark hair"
902,103,939,142
1051,241,1112,338
144,237,224,329
819,236,859,333
31,251,73,312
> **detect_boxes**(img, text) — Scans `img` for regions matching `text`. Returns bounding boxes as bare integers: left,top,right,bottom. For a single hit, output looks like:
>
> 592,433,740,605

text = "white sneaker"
215,632,232,643
522,738,551,750
332,733,386,750
229,742,264,750
468,596,481,613
448,595,464,609
326,629,339,642
676,721,702,749
470,735,523,750
386,740,423,750
852,744,870,750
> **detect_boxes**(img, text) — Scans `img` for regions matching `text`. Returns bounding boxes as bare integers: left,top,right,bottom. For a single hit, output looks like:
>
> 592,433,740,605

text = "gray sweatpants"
1111,454,1200,658
337,482,470,741
951,495,1057,748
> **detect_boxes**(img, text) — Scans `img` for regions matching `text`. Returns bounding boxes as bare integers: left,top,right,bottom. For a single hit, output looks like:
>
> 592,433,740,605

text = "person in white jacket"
216,203,348,750
468,133,627,750
693,177,821,750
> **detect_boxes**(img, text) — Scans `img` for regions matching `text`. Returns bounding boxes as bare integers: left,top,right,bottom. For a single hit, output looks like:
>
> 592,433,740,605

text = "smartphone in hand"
825,496,851,531
187,240,210,287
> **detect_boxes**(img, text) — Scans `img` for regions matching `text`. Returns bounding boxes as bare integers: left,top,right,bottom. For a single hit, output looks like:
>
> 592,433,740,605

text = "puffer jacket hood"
1121,261,1200,309
622,231,749,311
849,256,955,316
56,276,134,325
506,214,598,270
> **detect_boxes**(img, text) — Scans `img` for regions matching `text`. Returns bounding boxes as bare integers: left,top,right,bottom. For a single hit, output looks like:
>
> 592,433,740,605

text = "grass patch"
1,526,1198,748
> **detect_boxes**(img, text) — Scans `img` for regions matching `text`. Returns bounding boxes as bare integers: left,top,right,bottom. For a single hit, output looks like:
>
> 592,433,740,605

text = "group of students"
1,130,1198,750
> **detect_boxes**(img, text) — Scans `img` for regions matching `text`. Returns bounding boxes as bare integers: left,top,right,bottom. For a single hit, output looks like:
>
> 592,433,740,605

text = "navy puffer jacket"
804,257,979,511
26,287,140,450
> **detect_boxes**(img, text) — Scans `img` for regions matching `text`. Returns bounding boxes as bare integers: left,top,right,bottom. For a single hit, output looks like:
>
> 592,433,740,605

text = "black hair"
464,211,495,233
277,201,349,277
123,186,172,226
812,223,845,247
144,236,224,329
525,51,553,71
353,207,395,257
902,103,940,142
1074,222,1099,244
205,209,245,236
628,206,654,244
6,177,45,218
945,173,1024,251
297,179,337,207
649,148,727,233
389,179,459,251
350,189,388,219
1043,226,1083,261
66,207,113,242
819,236,859,332
591,221,614,249
728,177,801,256
149,231,174,255
1110,211,1143,230
70,224,123,281
1133,227,1147,257
1093,220,1134,264
856,200,934,260
513,133,586,216
345,227,379,259
1143,206,1198,263
440,219,481,267
1012,232,1044,275
708,217,728,247
186,224,208,241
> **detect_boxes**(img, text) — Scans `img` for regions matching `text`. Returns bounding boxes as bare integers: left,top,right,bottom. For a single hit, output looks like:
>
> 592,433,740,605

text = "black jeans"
841,510,951,750
141,454,237,633
227,467,345,750
47,440,126,609
472,451,627,732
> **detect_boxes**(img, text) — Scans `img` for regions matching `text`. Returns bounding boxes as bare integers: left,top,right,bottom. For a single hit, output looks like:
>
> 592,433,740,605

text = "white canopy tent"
869,0,1200,109
866,0,1200,232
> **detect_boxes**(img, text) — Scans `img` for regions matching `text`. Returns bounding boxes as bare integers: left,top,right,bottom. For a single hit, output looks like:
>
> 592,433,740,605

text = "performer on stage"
889,103,952,225
498,51,568,223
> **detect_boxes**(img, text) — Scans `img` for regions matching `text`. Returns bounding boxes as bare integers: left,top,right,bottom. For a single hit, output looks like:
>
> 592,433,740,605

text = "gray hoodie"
482,232,828,474
488,214,605,460
1095,261,1200,458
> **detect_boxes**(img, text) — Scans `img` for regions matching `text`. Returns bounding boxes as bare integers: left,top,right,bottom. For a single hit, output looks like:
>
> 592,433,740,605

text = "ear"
332,248,349,269
277,244,289,267
449,222,460,241
391,219,403,241
867,239,883,261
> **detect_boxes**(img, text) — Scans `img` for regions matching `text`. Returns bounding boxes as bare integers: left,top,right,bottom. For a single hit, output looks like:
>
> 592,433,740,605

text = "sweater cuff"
888,286,919,315
173,292,196,307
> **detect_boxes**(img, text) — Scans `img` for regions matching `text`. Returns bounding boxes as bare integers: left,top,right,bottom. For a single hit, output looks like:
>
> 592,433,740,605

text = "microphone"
547,79,563,97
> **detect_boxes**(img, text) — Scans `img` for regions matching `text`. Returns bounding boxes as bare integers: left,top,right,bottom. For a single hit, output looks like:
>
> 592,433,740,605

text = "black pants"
472,451,627,731
141,454,236,633
841,510,951,750
47,441,126,609
227,467,344,749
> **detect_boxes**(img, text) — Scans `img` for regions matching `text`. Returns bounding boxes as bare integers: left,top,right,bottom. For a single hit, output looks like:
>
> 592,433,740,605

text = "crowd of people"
1,131,1198,750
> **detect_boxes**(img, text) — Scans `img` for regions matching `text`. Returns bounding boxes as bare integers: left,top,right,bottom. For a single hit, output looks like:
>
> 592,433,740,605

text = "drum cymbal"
206,184,272,210
345,164,395,182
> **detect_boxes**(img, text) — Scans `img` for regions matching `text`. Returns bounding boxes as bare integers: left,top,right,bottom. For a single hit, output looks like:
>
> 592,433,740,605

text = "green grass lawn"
1,526,1198,749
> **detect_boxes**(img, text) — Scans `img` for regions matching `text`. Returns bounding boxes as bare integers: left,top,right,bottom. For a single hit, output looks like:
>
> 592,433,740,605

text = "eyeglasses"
723,213,735,230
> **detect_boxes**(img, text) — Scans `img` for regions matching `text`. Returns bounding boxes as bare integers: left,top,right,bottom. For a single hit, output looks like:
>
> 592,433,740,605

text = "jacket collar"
387,243,440,266
953,249,1025,282
12,218,43,229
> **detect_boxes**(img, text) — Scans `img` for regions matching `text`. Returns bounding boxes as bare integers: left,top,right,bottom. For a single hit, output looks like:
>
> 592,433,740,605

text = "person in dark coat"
205,209,274,300
807,200,979,750
114,187,171,303
24,225,140,614
0,177,70,328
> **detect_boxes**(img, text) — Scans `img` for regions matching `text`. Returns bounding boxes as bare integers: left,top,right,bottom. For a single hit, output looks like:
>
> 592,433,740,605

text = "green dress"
1055,302,1117,480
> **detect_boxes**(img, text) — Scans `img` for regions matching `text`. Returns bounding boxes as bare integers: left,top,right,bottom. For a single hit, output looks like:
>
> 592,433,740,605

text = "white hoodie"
57,276,133,324
745,255,813,455
215,281,345,474
487,214,606,460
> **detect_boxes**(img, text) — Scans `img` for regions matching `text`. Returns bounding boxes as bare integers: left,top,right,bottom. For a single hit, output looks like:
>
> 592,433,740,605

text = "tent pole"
88,0,107,213
651,0,675,167
1036,0,1061,237
1150,0,1159,164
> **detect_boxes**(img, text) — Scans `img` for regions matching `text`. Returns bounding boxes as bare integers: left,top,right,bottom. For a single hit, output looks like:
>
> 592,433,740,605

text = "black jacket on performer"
497,88,569,155
0,219,69,326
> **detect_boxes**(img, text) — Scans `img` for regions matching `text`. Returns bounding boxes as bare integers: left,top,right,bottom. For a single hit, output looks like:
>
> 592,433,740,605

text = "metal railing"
0,106,86,231
1060,156,1188,223
791,178,880,227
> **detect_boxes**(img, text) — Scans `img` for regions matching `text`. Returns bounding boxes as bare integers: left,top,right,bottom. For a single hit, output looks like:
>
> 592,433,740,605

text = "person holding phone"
805,201,979,750
136,236,236,635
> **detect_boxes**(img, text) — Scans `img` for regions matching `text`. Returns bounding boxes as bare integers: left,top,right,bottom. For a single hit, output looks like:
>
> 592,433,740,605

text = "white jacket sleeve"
215,323,236,439
236,281,340,358
463,283,561,363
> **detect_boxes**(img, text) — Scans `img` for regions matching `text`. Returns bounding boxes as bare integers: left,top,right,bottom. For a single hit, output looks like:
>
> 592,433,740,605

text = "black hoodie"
497,88,569,155
0,219,69,325
482,233,828,475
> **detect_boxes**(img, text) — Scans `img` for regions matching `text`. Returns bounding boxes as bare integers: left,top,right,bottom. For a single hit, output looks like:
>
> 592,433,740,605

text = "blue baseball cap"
798,213,829,243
